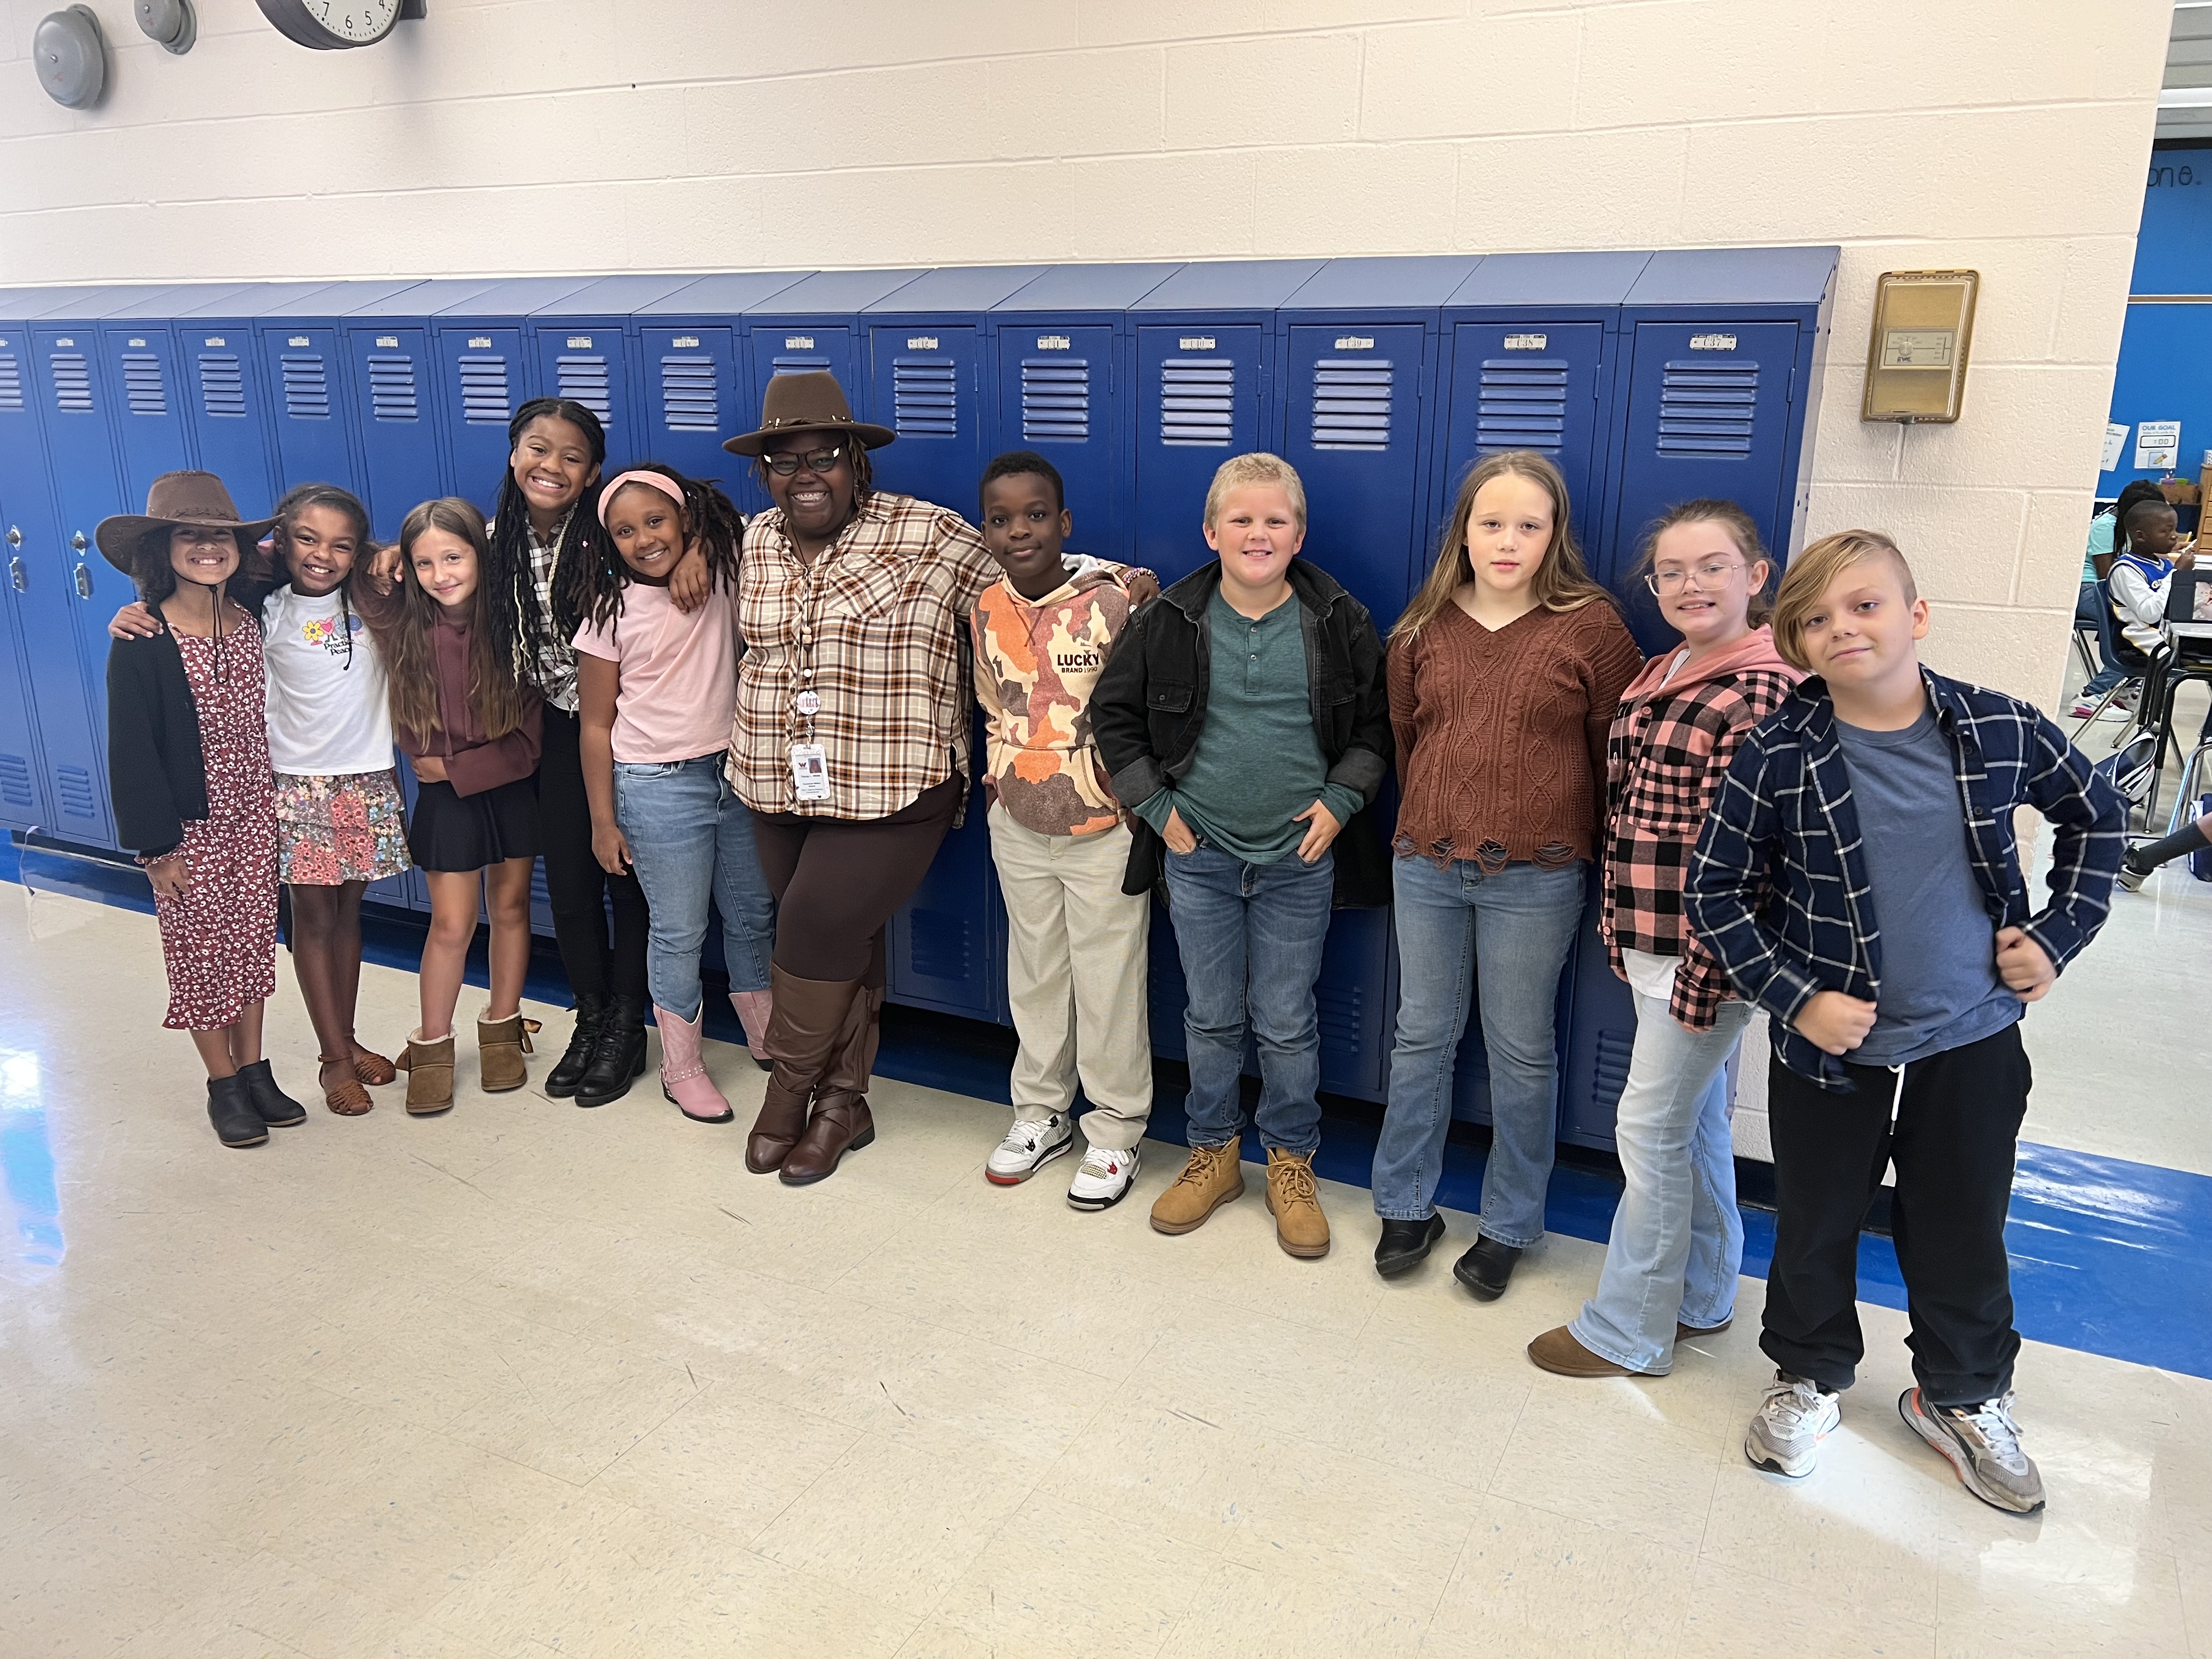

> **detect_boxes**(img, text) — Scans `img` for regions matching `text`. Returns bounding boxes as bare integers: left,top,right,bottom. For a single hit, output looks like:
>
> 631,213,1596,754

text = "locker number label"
785,335,815,349
1180,336,1216,351
289,336,311,347
469,336,493,349
376,336,399,348
1690,333,1738,352
1504,333,1549,351
54,337,74,347
1334,336,1374,351
907,336,939,351
673,336,700,348
568,335,593,348
1037,335,1070,351
204,336,225,347
128,337,146,348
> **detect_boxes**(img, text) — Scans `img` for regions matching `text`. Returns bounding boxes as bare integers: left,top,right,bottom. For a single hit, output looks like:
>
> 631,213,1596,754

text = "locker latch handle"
70,532,88,552
8,558,24,593
74,563,92,600
4,525,19,549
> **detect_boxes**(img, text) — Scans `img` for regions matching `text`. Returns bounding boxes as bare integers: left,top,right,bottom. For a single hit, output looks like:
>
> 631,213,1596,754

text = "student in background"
1093,452,1391,1260
2108,493,2194,658
2070,481,2165,717
2119,808,2212,890
1688,530,2122,1515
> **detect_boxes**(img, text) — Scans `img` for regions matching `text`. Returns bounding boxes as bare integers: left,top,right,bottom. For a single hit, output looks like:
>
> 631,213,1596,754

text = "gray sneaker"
1900,1389,2046,1514
1745,1373,1841,1477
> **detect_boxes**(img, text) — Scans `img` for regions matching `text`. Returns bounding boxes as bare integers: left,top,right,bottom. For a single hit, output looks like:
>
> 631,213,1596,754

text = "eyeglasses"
1645,558,1745,596
761,445,848,477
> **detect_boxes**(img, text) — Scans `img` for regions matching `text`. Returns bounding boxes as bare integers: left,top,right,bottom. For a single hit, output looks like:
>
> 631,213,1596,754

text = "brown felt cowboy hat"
721,370,895,458
94,471,275,577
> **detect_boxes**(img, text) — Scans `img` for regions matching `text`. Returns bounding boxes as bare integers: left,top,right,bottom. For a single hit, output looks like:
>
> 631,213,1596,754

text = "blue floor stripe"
9,834,2209,1381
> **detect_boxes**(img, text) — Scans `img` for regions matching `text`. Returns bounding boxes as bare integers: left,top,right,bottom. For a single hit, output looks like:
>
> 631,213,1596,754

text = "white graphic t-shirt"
261,584,396,776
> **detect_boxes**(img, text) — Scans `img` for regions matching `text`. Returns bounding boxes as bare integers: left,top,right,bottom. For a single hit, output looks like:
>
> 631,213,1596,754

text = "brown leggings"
752,776,962,984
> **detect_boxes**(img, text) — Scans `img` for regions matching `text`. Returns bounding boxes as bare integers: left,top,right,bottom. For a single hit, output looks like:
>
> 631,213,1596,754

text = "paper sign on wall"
2101,421,2129,471
2136,420,2181,470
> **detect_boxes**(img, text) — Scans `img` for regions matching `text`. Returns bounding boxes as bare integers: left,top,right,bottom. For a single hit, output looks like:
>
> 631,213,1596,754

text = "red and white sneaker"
986,1114,1073,1185
1067,1143,1141,1211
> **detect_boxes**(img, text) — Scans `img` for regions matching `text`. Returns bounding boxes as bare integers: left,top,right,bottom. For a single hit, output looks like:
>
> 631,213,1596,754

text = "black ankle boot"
234,1058,306,1127
1374,1213,1447,1278
207,1074,269,1148
1453,1235,1523,1301
545,991,608,1099
575,993,648,1108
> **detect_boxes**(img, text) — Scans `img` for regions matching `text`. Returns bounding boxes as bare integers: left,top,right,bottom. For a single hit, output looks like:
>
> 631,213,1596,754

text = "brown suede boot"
746,968,860,1174
477,1009,539,1093
781,985,883,1187
397,1029,455,1115
1149,1137,1246,1235
1265,1148,1330,1259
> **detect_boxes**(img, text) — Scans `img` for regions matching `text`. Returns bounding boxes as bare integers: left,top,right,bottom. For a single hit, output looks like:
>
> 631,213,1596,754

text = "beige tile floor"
2,882,2209,1658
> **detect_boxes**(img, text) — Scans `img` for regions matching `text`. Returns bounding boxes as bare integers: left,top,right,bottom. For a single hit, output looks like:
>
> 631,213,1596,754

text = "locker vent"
49,353,93,413
0,752,32,810
280,353,331,421
1310,359,1393,452
556,354,612,422
771,353,830,378
659,354,718,431
1020,358,1090,441
121,352,167,417
1159,356,1234,447
908,909,973,982
1476,358,1570,454
197,353,245,418
54,764,97,822
1656,359,1758,458
0,353,20,412
366,354,419,422
1589,1026,1635,1115
458,355,511,425
1316,979,1363,1052
891,357,957,437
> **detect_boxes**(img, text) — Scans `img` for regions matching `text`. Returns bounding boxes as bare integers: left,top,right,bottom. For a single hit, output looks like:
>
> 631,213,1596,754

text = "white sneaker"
986,1114,1073,1185
1067,1143,1141,1211
1744,1373,1841,1478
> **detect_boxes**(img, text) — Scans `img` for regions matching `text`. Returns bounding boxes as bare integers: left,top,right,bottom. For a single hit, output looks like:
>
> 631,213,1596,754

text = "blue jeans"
1570,987,1751,1373
1162,843,1335,1156
1373,855,1584,1243
2078,580,2128,699
613,755,776,1018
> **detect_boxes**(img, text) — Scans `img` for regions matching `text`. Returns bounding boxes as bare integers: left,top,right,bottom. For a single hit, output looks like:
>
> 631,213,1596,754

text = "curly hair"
575,463,746,633
486,397,607,667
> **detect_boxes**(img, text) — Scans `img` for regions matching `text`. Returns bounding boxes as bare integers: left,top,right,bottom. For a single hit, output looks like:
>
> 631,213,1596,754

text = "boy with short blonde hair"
1687,530,2123,1515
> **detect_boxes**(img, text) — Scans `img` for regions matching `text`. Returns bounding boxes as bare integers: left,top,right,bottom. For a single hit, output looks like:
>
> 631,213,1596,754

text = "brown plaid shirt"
729,491,997,822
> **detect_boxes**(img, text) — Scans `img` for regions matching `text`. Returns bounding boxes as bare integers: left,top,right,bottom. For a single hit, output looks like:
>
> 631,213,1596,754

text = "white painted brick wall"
0,0,2175,705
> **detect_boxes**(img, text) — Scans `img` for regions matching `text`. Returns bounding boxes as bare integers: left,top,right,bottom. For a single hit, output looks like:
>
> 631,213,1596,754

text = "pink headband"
597,470,687,528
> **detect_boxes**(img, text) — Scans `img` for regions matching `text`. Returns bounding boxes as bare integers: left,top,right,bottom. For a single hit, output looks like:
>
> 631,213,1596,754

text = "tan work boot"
397,1029,455,1116
1149,1137,1246,1235
1265,1148,1330,1259
476,1009,539,1093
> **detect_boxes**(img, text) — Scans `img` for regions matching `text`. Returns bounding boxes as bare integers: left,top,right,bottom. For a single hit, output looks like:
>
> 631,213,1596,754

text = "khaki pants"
988,804,1153,1151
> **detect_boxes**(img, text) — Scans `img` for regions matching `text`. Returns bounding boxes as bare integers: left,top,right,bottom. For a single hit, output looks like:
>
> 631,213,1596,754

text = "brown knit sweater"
1390,597,1644,870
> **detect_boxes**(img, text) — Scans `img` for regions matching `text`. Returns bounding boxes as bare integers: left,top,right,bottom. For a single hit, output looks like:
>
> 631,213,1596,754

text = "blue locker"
330,281,481,541
529,276,701,474
253,285,408,500
633,273,811,496
988,263,1183,562
173,282,345,521
430,279,597,514
1129,260,1323,584
97,287,254,507
0,298,57,831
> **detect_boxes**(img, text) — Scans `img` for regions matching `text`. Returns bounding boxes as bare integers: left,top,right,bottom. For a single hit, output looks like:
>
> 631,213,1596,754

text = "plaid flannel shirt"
1684,667,2124,1090
1601,665,1799,1031
730,491,997,822
524,510,578,713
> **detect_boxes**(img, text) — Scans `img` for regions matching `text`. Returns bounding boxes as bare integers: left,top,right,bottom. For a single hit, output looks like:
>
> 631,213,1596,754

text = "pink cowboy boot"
656,1003,732,1124
730,987,774,1070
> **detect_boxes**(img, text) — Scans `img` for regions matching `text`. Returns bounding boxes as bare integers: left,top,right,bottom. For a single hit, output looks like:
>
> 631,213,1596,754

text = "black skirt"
408,776,539,873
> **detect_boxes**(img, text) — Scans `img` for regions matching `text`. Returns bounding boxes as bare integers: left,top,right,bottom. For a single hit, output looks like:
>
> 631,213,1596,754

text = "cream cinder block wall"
0,0,2174,703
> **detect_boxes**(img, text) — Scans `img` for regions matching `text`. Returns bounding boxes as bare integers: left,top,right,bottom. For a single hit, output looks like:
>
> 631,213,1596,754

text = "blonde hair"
1204,452,1306,531
1393,450,1610,641
1769,529,1918,673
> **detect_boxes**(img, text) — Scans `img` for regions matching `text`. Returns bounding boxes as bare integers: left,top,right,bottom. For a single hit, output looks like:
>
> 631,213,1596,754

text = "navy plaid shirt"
1684,668,2124,1091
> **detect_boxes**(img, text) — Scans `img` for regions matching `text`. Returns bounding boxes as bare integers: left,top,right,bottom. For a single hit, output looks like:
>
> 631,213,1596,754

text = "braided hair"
272,481,372,671
578,462,746,633
486,397,607,680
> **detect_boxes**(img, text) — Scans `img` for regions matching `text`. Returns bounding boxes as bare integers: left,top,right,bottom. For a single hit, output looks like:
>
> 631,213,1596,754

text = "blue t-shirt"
1834,704,2023,1067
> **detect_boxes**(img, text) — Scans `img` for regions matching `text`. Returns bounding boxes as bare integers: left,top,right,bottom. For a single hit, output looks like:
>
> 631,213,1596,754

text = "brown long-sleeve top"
354,583,541,797
1389,597,1644,871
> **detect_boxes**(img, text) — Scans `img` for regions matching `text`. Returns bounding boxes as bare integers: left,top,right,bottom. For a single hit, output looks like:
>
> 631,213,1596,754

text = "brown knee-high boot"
745,967,861,1175
781,984,885,1186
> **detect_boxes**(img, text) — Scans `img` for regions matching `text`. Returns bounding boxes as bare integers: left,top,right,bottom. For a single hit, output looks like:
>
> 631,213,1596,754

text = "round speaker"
135,0,196,54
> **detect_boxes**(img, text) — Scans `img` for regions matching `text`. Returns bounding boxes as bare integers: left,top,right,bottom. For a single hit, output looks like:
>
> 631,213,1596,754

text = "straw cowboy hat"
94,471,275,576
721,370,895,457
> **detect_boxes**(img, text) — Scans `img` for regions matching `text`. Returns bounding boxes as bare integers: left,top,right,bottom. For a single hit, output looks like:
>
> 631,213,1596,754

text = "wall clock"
255,0,424,50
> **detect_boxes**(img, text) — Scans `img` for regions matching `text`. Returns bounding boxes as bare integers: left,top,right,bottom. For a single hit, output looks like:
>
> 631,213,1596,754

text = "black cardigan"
106,629,208,858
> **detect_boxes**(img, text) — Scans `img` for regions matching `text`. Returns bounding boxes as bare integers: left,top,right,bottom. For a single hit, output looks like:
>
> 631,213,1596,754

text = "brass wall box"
1863,269,1979,424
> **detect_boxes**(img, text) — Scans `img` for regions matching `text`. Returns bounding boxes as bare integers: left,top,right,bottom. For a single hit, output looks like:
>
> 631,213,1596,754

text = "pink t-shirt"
572,579,740,764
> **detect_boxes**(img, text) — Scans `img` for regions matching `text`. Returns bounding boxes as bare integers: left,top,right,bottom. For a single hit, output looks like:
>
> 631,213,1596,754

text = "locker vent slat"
197,353,245,418
1311,359,1392,452
1476,358,1570,454
771,354,830,378
1020,358,1090,441
458,355,511,425
1590,1027,1636,1115
366,354,419,423
556,354,612,422
660,354,719,432
49,353,93,413
1316,979,1363,1051
0,353,21,413
55,764,97,822
121,353,167,417
892,357,957,438
1160,356,1234,447
1656,359,1759,458
0,752,33,810
280,353,330,421
909,908,973,981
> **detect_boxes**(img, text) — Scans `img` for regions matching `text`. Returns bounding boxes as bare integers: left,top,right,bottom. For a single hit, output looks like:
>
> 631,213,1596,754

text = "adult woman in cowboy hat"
100,471,307,1149
723,371,997,1184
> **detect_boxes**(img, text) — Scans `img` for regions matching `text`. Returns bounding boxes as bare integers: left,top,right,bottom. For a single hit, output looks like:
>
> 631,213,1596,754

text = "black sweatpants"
752,776,961,985
538,705,650,1006
1761,1021,2030,1408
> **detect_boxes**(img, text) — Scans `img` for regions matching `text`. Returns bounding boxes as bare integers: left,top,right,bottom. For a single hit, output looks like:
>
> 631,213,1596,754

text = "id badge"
789,742,831,802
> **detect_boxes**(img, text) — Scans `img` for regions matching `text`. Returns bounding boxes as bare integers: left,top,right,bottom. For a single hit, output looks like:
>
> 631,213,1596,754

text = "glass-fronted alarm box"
1862,269,1978,424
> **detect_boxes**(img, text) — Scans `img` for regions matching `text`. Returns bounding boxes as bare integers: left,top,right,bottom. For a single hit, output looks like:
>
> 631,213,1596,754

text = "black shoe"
1453,1235,1522,1301
1374,1213,1447,1278
233,1058,306,1127
575,994,648,1108
545,990,608,1098
207,1074,269,1148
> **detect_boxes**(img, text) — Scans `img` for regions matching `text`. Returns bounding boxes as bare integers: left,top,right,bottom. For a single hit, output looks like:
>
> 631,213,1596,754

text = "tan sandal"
347,1045,398,1087
318,1053,374,1116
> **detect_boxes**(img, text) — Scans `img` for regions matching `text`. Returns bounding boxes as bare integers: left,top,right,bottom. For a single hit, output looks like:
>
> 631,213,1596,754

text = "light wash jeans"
1568,988,1751,1374
1372,855,1584,1243
613,754,776,1019
1162,843,1334,1156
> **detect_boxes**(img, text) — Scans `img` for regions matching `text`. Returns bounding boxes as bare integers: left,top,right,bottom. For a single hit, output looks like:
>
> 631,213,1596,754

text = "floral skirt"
275,768,413,886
